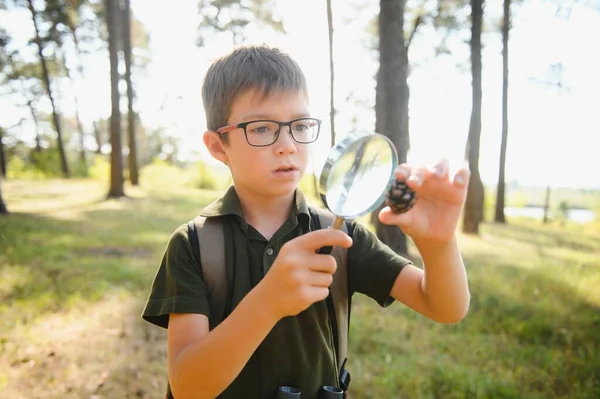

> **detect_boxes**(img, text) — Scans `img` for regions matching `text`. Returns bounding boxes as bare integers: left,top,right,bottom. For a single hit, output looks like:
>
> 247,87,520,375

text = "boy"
142,44,471,399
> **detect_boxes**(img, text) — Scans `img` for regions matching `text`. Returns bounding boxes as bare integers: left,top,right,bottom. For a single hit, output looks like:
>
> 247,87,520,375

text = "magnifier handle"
331,216,344,230
317,216,345,255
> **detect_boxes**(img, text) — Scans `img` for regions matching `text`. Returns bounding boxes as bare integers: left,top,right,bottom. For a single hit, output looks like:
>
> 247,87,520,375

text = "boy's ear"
203,130,229,165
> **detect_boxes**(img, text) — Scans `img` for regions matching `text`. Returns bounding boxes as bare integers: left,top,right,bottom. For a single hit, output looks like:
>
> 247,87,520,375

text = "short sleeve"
348,221,412,307
141,224,211,329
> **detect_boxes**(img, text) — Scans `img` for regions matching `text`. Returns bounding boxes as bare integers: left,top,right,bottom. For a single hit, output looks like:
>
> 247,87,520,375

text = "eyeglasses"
216,118,322,147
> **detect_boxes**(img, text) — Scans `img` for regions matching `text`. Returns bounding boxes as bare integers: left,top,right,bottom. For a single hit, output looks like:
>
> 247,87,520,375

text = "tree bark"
69,20,103,155
495,0,510,224
0,175,7,214
0,128,6,213
462,0,485,235
107,0,125,198
0,127,6,178
326,0,335,147
26,0,70,178
543,185,551,223
56,45,87,168
0,127,6,177
371,0,410,256
26,99,42,153
122,0,139,185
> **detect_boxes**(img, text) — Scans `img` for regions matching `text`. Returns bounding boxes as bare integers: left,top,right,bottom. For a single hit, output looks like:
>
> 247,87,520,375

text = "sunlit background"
1,1,600,398
2,0,599,188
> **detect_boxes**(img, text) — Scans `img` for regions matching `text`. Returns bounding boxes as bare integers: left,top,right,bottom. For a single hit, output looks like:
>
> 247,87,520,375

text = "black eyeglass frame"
216,118,322,147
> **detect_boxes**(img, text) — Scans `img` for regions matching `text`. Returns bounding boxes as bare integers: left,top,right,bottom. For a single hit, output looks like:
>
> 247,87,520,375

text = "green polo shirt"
142,186,411,399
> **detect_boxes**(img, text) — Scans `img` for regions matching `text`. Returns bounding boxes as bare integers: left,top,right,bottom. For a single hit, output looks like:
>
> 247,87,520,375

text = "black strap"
309,210,340,364
187,220,201,266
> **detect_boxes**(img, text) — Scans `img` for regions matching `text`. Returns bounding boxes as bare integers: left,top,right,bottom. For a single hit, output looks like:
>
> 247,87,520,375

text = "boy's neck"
236,187,295,240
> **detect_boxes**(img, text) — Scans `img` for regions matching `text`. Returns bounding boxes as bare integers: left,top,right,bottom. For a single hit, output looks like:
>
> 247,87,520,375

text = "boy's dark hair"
202,44,309,144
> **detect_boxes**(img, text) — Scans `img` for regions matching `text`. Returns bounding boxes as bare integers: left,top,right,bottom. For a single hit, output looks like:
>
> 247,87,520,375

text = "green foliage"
558,200,569,220
299,173,318,200
5,148,65,179
139,158,192,192
196,160,219,190
88,154,110,181
197,0,285,46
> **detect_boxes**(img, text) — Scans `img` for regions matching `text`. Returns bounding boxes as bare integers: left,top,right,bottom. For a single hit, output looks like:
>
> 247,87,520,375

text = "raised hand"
379,159,470,245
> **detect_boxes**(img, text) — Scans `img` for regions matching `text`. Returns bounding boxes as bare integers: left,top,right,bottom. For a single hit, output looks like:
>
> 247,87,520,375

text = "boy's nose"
274,127,297,154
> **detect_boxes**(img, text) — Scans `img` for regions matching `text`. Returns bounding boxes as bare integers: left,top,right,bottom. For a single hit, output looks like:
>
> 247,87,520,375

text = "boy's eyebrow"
240,113,312,121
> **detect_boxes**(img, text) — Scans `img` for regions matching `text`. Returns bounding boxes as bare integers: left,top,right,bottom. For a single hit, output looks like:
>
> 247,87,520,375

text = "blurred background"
0,0,599,398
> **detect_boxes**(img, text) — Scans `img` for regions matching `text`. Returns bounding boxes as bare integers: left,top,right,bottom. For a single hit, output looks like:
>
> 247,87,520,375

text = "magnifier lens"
320,131,398,220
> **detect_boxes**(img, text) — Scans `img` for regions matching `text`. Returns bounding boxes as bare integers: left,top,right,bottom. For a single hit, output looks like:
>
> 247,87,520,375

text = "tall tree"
0,32,8,178
65,0,106,155
44,0,88,169
0,174,7,214
106,0,124,197
122,0,139,185
494,0,510,223
0,127,6,177
26,0,70,177
326,0,335,146
371,0,412,255
462,0,484,234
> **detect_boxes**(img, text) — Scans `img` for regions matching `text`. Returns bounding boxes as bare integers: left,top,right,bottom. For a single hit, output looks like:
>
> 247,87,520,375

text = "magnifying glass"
318,130,405,230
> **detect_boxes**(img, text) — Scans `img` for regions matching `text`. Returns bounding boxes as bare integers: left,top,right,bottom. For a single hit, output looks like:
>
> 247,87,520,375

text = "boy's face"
205,88,313,199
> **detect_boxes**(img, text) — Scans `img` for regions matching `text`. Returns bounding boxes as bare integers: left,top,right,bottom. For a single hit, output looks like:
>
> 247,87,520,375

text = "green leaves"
197,0,286,47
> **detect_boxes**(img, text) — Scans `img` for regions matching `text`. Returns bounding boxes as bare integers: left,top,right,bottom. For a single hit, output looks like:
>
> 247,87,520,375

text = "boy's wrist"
247,284,281,326
413,235,459,261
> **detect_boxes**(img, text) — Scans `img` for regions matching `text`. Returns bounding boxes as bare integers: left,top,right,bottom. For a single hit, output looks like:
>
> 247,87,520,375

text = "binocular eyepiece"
276,385,343,399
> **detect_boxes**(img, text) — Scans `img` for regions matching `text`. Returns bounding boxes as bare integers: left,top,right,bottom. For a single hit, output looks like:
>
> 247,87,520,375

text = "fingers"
394,163,411,181
397,159,468,189
406,166,430,189
307,254,337,274
379,205,413,228
304,286,330,303
453,167,470,188
306,270,334,287
289,228,353,252
430,158,449,179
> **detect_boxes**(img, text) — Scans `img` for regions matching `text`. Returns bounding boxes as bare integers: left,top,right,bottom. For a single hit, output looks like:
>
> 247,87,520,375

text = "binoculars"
277,385,344,399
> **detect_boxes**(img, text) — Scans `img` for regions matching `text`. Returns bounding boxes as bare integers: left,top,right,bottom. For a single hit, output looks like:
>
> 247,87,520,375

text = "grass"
1,179,599,399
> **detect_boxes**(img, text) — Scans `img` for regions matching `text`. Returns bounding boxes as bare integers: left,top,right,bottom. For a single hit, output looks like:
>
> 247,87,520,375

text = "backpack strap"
188,209,353,391
309,206,353,392
188,216,227,330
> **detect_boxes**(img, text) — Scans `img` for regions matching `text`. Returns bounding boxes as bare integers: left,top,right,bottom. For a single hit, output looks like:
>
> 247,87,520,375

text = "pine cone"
386,179,416,214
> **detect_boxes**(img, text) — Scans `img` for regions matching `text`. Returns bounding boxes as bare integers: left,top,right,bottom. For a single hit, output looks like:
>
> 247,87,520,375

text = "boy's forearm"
169,287,278,399
416,237,470,323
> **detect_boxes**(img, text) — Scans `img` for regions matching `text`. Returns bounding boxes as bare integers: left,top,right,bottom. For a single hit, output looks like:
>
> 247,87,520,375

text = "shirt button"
266,247,274,256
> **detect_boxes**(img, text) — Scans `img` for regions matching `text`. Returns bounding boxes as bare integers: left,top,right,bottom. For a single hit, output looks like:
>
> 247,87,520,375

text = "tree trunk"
26,99,43,153
122,0,139,185
543,185,551,223
370,0,410,256
0,175,7,214
107,0,125,198
0,129,6,213
26,0,70,178
495,0,510,224
0,127,6,178
462,0,484,235
56,45,87,169
94,121,103,154
326,0,335,147
70,21,103,155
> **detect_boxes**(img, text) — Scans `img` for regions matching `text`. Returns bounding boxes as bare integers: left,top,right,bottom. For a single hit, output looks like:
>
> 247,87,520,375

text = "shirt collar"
199,185,311,229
